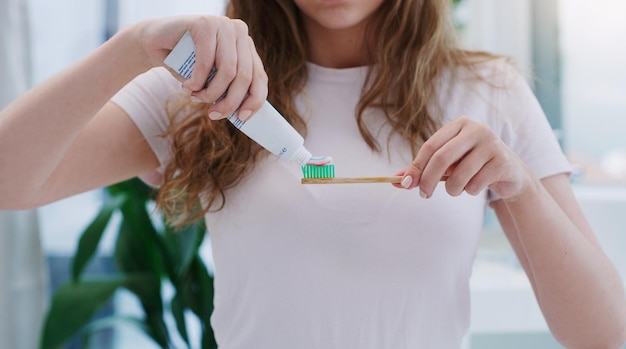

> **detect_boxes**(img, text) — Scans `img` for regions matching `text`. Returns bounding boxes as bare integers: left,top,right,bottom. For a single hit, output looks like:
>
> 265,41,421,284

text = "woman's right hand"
135,15,268,121
0,14,267,209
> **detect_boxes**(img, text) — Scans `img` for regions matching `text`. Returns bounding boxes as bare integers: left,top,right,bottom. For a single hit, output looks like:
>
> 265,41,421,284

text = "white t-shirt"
112,60,571,349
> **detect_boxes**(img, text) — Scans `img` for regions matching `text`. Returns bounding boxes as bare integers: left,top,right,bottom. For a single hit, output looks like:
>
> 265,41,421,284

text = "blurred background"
1,0,625,348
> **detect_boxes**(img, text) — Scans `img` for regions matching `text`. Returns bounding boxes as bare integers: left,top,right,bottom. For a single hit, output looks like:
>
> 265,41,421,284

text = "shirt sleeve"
486,60,573,201
110,67,183,186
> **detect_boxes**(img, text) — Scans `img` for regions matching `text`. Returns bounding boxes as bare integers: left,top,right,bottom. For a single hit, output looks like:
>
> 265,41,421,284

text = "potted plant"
39,178,216,349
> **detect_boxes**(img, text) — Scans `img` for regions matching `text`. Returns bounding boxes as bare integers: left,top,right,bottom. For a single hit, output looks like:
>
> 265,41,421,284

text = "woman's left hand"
394,115,531,200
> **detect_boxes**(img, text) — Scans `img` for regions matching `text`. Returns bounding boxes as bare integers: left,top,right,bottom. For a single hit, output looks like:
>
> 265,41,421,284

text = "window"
560,0,626,184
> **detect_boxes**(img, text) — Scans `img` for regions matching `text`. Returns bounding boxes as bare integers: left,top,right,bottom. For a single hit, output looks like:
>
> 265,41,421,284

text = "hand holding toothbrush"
394,115,530,199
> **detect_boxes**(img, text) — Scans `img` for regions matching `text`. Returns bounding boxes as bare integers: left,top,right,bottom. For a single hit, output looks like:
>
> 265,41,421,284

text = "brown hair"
157,0,496,227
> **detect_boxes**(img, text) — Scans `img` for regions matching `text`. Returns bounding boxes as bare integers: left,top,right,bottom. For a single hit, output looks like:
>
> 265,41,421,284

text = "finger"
466,143,525,198
420,135,474,197
391,169,409,189
192,19,238,107
209,22,255,120
183,18,218,92
463,159,496,196
408,117,472,195
443,144,492,196
236,37,268,121
404,118,464,188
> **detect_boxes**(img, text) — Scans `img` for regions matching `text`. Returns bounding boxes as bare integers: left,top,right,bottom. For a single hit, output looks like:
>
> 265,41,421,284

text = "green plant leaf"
164,220,206,279
163,220,207,348
72,193,126,281
116,215,170,347
177,256,214,323
143,314,171,349
193,257,216,348
114,215,153,274
109,179,175,347
123,274,164,319
39,277,127,349
169,254,216,348
107,178,156,202
114,198,164,276
202,330,218,349
170,292,190,346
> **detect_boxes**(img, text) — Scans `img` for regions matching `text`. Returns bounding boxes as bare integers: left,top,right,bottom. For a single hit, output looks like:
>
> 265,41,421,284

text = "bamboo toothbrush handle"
301,176,448,184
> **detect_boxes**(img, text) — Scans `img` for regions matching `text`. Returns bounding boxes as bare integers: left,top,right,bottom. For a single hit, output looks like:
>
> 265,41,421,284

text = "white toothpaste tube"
164,31,312,167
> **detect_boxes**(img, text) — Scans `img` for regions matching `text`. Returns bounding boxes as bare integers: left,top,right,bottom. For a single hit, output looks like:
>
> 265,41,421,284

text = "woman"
1,0,625,347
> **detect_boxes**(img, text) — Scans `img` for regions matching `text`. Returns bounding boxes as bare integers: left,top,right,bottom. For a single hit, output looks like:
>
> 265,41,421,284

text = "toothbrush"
301,176,406,184
300,156,448,184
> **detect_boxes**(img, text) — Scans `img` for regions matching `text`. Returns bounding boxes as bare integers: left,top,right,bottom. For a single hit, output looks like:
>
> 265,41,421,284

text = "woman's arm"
492,173,626,348
0,15,267,209
397,116,626,348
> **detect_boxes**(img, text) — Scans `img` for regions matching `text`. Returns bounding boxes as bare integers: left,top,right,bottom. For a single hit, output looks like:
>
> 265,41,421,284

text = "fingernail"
420,190,428,199
238,110,252,121
209,111,222,120
401,175,413,189
190,96,202,103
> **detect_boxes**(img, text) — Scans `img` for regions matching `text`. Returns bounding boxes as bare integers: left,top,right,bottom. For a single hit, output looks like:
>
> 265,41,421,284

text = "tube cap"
291,146,313,167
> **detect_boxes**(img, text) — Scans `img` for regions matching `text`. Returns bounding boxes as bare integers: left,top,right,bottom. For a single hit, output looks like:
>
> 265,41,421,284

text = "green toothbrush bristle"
302,164,335,178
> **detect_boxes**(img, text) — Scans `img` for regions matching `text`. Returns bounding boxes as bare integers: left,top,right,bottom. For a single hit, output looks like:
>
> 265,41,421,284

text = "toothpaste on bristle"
302,156,335,178
306,156,333,166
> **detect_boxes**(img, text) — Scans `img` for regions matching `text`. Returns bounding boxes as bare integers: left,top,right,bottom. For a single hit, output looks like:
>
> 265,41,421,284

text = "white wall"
560,0,626,163
457,0,533,78
29,0,104,84
118,0,226,27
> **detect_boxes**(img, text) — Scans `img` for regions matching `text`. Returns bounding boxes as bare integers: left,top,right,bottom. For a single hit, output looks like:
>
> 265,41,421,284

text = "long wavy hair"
157,0,495,227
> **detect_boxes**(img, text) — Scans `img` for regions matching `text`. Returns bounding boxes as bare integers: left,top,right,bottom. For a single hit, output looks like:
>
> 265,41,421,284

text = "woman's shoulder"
451,53,524,88
436,53,543,128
